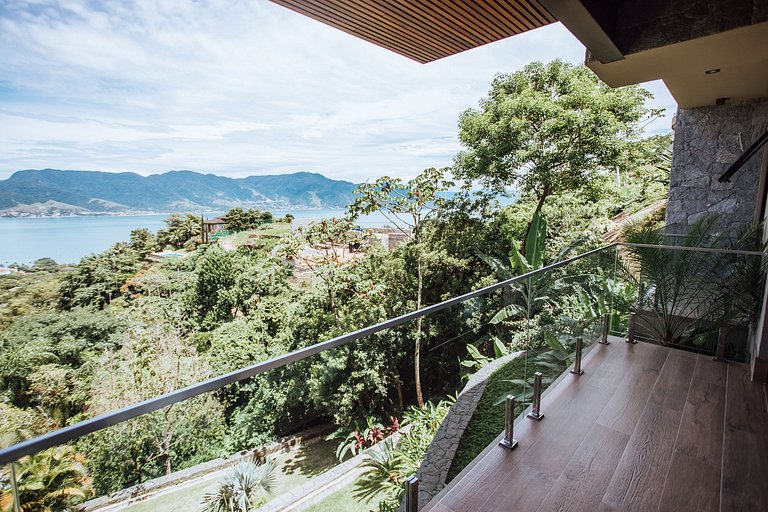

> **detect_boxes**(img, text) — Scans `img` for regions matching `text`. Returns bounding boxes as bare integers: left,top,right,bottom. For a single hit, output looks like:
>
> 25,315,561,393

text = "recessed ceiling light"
705,68,721,74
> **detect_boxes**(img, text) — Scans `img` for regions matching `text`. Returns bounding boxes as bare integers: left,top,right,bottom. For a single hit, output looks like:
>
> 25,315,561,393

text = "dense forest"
0,61,672,511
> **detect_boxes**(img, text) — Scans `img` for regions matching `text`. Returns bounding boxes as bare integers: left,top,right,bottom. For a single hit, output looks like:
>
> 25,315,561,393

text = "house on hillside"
202,216,227,243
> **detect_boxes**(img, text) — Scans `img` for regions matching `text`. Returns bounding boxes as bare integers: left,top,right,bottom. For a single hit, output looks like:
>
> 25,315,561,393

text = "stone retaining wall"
401,351,523,510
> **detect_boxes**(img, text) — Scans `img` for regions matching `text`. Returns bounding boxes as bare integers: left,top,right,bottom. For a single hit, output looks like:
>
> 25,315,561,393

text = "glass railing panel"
11,241,765,511
618,243,764,362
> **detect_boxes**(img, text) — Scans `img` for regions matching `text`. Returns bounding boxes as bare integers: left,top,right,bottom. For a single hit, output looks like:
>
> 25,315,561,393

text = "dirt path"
219,236,237,251
603,199,666,241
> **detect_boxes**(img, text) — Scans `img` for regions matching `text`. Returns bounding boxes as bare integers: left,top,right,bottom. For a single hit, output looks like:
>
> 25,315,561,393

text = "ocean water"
0,209,390,265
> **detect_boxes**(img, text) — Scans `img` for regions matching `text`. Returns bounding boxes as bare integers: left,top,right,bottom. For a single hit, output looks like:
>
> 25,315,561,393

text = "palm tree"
1,445,91,512
623,215,764,350
201,458,277,512
353,437,405,504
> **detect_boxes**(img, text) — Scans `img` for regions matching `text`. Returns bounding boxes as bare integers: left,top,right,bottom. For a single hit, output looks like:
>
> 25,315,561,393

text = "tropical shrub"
201,458,277,512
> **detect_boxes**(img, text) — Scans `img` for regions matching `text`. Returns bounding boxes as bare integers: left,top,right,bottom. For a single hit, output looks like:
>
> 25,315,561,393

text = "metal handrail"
0,243,616,465
718,129,768,183
620,242,765,257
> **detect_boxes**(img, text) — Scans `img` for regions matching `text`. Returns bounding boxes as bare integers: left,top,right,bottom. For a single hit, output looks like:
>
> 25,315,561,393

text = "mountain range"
0,169,360,217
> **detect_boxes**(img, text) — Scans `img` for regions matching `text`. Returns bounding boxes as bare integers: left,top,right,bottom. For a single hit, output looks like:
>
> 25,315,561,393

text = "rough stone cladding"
402,352,523,510
665,98,768,235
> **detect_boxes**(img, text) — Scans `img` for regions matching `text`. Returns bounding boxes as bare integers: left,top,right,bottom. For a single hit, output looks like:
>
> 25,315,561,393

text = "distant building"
202,217,227,243
369,229,410,251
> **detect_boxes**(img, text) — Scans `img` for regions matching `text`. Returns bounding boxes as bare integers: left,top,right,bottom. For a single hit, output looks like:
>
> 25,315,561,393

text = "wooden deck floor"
426,339,768,512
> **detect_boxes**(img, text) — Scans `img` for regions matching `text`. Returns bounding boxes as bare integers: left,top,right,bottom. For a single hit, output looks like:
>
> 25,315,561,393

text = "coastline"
0,209,387,265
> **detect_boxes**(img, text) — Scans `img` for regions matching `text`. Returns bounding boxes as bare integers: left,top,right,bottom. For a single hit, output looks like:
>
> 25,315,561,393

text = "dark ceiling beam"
539,0,624,63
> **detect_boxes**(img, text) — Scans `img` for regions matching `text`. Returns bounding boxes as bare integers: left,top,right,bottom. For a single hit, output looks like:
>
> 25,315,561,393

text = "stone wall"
665,98,768,235
401,352,522,510
611,0,768,55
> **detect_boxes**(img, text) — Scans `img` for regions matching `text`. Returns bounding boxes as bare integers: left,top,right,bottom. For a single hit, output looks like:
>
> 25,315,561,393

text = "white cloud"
0,0,676,181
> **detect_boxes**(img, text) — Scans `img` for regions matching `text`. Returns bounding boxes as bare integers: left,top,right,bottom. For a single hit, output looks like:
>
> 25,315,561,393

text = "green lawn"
122,438,339,512
304,481,386,512
219,223,291,253
445,352,561,482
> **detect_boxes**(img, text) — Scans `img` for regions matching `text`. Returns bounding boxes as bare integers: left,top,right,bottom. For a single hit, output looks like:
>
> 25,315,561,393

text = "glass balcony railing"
612,241,765,362
0,241,764,512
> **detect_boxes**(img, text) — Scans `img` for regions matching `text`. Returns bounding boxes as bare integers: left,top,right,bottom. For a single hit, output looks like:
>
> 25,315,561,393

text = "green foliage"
0,271,63,328
279,217,368,329
348,168,455,408
623,215,764,351
353,398,453,511
460,338,510,376
129,228,158,257
84,312,225,493
0,444,92,512
201,458,277,512
352,438,404,506
156,214,203,250
193,245,291,328
223,208,274,232
330,416,400,462
456,60,658,246
58,243,143,310
0,307,123,412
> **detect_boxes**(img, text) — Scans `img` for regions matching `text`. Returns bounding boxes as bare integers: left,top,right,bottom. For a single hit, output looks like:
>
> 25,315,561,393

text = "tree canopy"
455,60,659,245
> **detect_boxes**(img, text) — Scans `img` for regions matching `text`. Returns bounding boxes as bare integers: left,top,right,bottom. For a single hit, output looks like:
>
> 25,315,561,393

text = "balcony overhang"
267,0,556,63
546,0,768,108
586,22,768,109
268,1,768,109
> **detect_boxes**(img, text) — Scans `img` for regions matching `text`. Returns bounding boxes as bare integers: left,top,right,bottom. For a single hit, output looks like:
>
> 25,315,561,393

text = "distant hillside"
0,169,359,217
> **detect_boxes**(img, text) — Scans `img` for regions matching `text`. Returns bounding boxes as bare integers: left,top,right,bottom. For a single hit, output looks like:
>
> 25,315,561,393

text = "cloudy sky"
0,0,676,182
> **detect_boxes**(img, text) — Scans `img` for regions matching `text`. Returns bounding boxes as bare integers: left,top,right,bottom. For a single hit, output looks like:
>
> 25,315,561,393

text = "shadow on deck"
425,338,768,512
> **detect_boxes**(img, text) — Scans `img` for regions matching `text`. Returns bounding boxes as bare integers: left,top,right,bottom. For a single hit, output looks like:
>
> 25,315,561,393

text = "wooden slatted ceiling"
268,0,556,63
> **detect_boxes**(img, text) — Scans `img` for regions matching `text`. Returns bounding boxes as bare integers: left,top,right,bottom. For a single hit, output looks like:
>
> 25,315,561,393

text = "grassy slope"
446,354,559,482
304,481,385,512
122,438,339,512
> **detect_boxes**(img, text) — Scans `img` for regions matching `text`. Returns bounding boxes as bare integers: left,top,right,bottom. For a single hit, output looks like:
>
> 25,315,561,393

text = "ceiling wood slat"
268,0,555,63
499,2,543,30
518,0,557,24
363,0,471,54
452,0,515,39
406,0,497,46
314,0,464,57
475,0,531,34
272,0,438,62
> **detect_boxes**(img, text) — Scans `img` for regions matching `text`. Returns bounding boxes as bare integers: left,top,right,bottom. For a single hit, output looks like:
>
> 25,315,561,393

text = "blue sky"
0,0,676,182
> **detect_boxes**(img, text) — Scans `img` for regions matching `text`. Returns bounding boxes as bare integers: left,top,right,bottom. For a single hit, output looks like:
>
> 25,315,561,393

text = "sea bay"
0,209,390,265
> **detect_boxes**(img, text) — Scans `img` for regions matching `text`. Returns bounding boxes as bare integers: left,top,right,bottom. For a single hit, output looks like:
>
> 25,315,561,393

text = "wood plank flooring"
426,340,768,512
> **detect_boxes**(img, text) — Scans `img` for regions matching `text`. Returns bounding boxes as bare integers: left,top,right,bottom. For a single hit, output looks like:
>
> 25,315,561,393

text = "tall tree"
86,307,224,492
278,217,367,329
348,167,453,408
455,59,658,250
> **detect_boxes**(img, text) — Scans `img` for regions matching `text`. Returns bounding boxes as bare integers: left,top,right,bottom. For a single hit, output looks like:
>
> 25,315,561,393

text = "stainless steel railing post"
405,475,419,512
714,327,727,362
571,337,584,375
499,395,519,449
626,312,637,344
600,313,611,345
527,372,544,420
10,461,21,512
